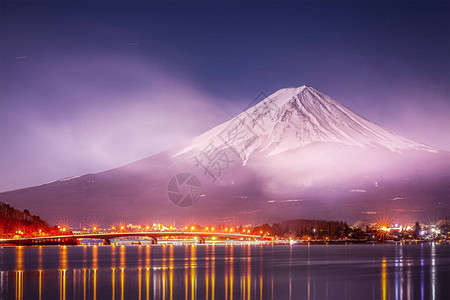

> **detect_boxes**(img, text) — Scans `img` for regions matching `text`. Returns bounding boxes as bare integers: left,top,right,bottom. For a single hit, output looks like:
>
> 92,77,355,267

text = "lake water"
0,243,449,299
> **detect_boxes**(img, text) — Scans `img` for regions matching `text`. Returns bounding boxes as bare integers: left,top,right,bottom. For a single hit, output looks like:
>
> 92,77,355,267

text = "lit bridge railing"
0,231,273,245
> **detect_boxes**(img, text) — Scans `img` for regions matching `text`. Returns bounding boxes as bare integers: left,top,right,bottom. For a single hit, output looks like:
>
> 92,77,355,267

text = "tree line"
253,219,353,239
0,201,58,238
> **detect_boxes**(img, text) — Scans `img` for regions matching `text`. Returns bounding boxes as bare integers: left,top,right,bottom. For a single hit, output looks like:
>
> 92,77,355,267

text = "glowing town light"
230,228,233,232
169,226,173,230
191,226,195,230
93,227,97,231
211,227,215,231
120,226,125,230
146,225,150,230
111,226,116,230
206,227,209,230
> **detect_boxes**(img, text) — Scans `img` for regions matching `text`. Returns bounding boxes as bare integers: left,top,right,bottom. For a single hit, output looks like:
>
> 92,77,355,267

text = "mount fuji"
1,85,449,225
179,86,436,160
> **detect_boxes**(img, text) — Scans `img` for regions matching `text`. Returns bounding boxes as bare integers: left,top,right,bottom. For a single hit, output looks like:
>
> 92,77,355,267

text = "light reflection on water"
0,244,449,299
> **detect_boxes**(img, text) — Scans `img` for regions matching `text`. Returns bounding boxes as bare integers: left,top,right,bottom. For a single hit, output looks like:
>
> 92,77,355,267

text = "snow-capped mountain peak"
177,85,437,163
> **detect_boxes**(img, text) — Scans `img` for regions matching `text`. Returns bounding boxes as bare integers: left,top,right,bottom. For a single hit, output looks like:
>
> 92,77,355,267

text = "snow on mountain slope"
177,85,436,164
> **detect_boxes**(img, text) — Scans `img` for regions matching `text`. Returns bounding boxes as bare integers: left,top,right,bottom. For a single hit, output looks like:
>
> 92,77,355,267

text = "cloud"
0,55,238,191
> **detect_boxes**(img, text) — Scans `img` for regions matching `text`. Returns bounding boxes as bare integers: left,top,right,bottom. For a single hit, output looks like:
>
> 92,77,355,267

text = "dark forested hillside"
0,201,58,238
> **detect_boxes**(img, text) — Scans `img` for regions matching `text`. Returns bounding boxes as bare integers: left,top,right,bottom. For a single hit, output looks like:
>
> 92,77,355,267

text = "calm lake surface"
0,243,449,299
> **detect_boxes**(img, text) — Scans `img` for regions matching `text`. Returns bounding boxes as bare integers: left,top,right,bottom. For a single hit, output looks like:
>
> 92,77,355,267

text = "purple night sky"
1,1,449,192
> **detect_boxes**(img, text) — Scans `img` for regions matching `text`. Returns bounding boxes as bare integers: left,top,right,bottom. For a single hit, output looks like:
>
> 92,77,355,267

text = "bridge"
0,231,273,246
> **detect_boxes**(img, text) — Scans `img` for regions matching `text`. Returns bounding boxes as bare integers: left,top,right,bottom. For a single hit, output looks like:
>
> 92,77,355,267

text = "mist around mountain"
0,86,449,226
